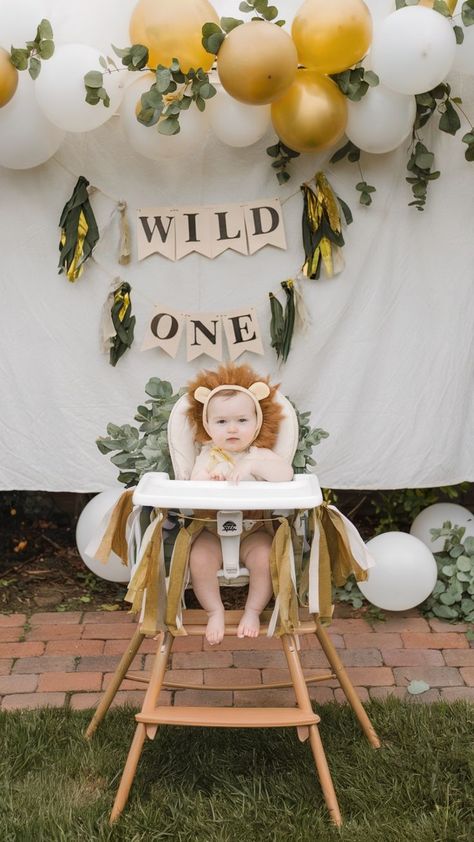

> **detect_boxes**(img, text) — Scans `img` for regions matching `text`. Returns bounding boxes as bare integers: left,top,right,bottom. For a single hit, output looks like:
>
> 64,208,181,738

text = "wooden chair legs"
315,624,381,749
83,615,380,827
85,626,146,740
282,635,342,826
110,631,173,825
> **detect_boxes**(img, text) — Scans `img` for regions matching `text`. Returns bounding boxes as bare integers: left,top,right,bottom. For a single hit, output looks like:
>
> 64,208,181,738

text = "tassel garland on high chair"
301,172,352,280
58,176,99,281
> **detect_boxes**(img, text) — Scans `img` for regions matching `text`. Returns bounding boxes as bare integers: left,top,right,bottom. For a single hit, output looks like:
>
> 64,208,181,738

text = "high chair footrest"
135,707,320,728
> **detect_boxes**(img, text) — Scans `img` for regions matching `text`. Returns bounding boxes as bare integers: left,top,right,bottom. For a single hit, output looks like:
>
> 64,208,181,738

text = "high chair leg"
281,634,342,827
110,631,173,825
85,626,146,740
315,623,381,749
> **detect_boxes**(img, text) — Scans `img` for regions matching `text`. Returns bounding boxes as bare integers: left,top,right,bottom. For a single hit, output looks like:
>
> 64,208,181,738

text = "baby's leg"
238,531,273,638
189,530,224,645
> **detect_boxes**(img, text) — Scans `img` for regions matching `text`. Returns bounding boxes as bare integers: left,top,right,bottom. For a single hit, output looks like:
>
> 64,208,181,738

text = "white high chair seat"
133,391,320,582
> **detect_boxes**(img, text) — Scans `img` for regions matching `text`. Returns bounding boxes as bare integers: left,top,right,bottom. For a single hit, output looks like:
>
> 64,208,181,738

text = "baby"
187,364,294,646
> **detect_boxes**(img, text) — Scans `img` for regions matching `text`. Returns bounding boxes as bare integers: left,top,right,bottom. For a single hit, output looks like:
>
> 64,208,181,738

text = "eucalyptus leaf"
38,40,54,60
220,17,244,33
28,57,41,79
38,18,53,41
84,70,104,89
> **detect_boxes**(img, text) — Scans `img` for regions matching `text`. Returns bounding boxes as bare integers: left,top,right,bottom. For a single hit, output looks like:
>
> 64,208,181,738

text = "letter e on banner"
243,198,287,255
141,305,184,357
222,308,264,360
137,208,176,260
186,313,223,361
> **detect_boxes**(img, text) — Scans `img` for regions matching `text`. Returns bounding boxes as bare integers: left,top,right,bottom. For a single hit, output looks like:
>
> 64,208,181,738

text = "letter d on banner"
141,305,184,357
243,198,287,255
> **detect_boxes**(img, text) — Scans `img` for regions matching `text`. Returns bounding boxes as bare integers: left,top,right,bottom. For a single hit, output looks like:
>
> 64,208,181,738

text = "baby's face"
206,392,258,452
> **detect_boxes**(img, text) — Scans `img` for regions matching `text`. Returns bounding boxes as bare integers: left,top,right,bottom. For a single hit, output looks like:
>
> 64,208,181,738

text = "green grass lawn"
1,700,473,842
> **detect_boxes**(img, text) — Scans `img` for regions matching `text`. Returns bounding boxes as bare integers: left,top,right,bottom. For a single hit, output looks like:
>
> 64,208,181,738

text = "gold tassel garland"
58,176,99,281
117,200,131,265
108,280,136,367
301,172,352,280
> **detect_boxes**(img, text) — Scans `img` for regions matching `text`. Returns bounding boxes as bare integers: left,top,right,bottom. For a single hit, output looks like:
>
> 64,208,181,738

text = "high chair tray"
133,472,323,510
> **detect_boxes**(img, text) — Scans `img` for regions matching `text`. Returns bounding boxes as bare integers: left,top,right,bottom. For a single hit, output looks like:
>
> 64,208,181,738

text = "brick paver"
0,609,472,710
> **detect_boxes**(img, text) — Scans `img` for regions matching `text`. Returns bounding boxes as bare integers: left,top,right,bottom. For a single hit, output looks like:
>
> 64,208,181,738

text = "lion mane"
186,362,284,449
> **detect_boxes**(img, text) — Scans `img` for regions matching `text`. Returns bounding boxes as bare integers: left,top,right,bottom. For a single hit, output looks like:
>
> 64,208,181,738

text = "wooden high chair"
85,392,380,826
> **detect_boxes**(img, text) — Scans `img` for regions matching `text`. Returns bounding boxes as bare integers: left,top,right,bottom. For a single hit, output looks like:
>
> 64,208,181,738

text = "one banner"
186,312,223,362
136,198,286,261
141,304,264,362
222,308,264,360
141,305,184,358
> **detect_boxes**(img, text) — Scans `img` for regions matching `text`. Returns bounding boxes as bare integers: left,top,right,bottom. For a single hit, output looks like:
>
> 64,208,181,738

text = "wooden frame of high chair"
85,607,381,827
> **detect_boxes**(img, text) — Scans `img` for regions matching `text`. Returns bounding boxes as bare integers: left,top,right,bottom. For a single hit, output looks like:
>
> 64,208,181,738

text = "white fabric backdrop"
0,5,473,492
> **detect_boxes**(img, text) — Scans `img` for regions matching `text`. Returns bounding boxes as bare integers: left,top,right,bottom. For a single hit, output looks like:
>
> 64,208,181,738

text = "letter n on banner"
186,313,223,362
137,208,176,260
222,308,264,360
243,198,287,255
141,306,184,357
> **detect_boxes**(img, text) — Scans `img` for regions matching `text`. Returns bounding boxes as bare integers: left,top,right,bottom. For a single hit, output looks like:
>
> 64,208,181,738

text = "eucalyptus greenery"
330,67,379,103
9,18,54,80
424,522,474,622
266,141,300,185
85,50,216,135
329,141,377,207
202,0,285,57
96,377,329,486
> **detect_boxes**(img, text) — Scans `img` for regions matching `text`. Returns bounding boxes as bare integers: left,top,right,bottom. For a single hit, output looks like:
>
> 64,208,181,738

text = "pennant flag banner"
141,304,264,362
136,198,287,261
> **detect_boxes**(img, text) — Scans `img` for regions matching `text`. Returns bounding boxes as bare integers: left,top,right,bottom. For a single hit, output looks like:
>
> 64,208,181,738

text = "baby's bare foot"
206,608,225,646
237,607,260,639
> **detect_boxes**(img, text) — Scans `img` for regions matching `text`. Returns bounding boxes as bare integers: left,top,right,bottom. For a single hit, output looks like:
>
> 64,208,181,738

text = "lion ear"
194,386,211,403
249,381,270,401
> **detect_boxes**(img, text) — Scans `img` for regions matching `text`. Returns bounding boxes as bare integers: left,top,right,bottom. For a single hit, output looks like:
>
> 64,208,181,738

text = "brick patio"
0,610,473,711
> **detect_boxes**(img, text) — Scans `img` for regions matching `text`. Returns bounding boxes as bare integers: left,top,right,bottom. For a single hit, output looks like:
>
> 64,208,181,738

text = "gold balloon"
217,20,298,106
292,0,372,75
420,0,457,11
130,0,219,72
0,47,18,109
271,70,347,154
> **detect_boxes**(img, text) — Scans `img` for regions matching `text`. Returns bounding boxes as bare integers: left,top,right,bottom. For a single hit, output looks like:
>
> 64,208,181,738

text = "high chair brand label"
217,511,243,537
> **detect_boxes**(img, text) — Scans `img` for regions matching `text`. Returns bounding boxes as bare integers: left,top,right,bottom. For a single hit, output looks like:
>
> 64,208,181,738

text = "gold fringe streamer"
93,489,135,566
58,176,99,282
301,172,346,280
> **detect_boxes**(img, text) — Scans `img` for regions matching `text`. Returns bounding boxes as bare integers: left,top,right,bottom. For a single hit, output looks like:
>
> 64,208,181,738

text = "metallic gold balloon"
292,0,372,75
271,70,347,154
420,0,457,11
217,20,298,105
0,47,18,109
130,0,219,72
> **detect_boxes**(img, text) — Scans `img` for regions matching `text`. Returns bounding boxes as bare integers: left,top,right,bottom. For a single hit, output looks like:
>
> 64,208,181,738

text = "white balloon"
364,0,396,34
410,503,474,553
47,0,136,56
75,489,132,583
358,532,438,611
346,84,416,154
0,0,49,48
371,7,456,95
0,73,64,169
120,74,209,160
35,43,123,132
452,24,474,76
208,87,270,147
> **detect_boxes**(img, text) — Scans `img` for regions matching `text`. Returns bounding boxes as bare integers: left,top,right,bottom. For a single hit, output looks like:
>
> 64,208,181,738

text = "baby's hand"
210,471,226,481
228,460,255,484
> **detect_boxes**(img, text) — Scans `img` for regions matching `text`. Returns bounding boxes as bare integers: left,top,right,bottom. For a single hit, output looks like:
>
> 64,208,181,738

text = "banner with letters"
141,304,264,361
136,198,287,261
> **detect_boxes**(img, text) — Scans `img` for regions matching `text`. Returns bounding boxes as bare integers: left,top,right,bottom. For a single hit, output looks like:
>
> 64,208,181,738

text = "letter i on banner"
243,198,287,255
141,305,184,357
137,208,176,260
186,313,223,361
223,308,264,360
